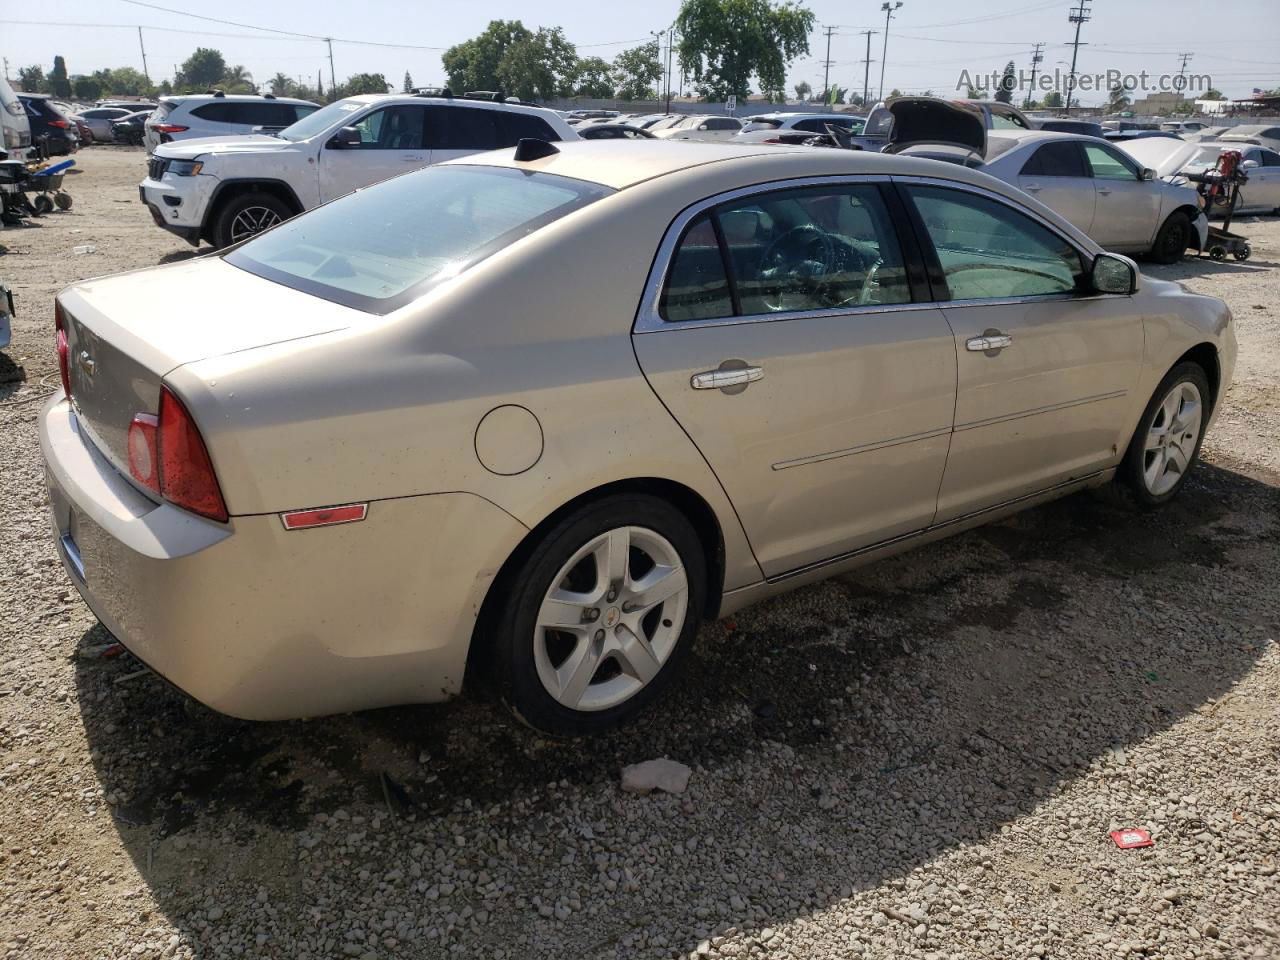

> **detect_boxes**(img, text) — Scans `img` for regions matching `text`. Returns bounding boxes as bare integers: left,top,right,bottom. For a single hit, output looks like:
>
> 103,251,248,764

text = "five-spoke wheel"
1111,361,1212,506
491,495,705,735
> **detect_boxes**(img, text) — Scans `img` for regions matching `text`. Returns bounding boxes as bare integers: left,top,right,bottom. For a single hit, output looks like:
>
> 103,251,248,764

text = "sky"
2,0,1278,105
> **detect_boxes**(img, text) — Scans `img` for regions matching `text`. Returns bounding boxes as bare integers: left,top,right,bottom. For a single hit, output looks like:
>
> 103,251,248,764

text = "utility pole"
859,30,878,108
137,27,150,84
326,38,336,93
1026,42,1044,108
2,59,9,82
1174,52,1193,102
1064,1,1091,114
666,32,675,112
820,25,836,108
878,2,903,104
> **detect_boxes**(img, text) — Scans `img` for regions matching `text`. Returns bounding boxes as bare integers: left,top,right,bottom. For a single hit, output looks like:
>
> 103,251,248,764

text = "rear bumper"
41,396,529,720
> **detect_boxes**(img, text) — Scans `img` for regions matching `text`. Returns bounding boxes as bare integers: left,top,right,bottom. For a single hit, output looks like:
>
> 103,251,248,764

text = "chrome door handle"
966,334,1013,352
1097,188,1112,196
691,365,764,390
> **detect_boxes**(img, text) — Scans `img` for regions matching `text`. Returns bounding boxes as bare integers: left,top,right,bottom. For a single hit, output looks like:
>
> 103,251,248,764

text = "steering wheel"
759,224,835,312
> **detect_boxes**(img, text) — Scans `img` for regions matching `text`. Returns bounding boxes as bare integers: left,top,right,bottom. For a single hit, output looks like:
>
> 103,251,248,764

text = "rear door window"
494,111,559,144
661,216,734,321
1020,141,1087,177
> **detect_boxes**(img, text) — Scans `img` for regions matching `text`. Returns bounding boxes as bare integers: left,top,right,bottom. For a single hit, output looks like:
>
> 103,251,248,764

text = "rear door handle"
1097,188,1112,196
1023,181,1042,192
691,365,764,390
966,334,1013,352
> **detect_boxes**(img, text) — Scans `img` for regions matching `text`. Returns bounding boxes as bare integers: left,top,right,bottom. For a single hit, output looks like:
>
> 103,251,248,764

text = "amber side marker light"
280,504,368,530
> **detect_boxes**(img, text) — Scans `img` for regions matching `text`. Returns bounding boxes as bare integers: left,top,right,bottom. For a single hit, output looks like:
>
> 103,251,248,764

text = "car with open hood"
45,139,1234,734
1120,138,1280,216
880,101,1207,263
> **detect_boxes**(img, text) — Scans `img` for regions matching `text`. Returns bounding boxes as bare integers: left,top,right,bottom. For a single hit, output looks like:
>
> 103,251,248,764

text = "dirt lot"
1,148,1278,960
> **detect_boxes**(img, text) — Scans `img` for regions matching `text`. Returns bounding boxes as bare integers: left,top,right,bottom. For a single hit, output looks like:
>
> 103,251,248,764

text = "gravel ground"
1,148,1278,960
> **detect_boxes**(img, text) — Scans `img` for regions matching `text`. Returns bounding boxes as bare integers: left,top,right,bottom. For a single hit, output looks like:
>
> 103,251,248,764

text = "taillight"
127,414,159,492
762,137,782,144
49,119,70,129
157,386,228,522
152,124,188,134
54,302,70,399
126,388,229,521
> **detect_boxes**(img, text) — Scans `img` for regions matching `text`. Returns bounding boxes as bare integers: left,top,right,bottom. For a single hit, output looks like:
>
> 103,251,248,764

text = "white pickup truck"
139,92,578,248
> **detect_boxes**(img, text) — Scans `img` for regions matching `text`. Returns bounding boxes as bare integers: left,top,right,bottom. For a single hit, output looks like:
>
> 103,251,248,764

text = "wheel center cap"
604,607,620,628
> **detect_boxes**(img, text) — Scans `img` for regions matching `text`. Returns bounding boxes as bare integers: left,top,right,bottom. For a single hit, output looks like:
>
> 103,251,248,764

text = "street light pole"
878,2,903,104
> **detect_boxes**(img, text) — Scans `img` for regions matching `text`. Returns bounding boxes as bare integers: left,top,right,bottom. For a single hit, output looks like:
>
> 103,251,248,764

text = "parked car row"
47,134,1237,733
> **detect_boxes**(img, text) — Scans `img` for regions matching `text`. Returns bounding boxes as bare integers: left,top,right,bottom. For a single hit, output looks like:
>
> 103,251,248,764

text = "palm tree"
269,72,293,97
222,65,255,94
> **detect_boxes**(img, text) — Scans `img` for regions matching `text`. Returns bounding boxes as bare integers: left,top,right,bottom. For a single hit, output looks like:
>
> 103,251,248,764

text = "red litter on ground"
1110,828,1154,849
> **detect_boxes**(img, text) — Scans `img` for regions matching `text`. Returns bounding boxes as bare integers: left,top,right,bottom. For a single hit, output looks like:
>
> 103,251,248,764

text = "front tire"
492,495,706,736
1112,362,1211,508
211,191,292,248
1150,211,1191,264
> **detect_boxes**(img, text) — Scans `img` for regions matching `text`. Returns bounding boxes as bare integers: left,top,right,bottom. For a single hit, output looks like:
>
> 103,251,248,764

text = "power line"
116,0,326,40
859,30,878,107
1174,51,1193,96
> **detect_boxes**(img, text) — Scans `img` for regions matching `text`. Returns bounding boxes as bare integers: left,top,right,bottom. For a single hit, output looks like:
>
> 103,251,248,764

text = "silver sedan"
41,141,1235,734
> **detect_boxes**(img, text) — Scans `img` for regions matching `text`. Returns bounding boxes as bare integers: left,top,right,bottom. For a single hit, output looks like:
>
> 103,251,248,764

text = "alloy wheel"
229,206,282,243
1142,380,1203,496
533,525,689,712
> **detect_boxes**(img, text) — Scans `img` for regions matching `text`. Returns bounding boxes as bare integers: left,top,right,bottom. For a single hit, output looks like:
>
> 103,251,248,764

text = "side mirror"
326,125,361,149
1240,159,1260,169
1092,253,1138,295
1140,167,1155,181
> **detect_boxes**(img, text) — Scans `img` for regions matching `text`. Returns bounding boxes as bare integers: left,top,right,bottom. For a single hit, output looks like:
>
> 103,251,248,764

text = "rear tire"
491,495,706,736
1150,211,1191,264
1108,362,1212,508
211,191,292,249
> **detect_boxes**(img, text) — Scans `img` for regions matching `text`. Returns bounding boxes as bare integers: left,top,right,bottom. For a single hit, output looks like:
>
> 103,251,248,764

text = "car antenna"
514,138,559,162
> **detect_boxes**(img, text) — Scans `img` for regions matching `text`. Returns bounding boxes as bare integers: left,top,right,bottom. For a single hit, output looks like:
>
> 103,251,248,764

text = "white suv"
143,93,320,152
139,93,578,248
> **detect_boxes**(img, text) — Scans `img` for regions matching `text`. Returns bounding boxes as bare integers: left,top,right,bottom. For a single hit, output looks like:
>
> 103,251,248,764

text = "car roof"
337,93,562,117
449,138,1046,195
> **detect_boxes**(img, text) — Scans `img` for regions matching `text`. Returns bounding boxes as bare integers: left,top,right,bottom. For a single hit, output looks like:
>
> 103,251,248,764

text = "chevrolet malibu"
42,140,1235,735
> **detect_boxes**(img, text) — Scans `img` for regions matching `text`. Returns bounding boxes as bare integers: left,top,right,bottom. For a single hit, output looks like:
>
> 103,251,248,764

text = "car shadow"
72,459,1276,953
1150,255,1279,277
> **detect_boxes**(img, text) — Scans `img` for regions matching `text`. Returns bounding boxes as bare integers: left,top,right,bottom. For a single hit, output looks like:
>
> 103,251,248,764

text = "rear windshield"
225,165,614,313
741,117,782,131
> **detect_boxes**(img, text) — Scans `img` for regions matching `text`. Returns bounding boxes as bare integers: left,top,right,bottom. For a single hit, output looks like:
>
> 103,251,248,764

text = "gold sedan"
41,140,1235,734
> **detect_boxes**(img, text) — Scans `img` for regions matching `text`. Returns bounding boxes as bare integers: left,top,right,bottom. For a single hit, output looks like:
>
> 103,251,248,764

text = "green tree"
994,61,1016,104
176,48,227,91
222,65,255,94
335,73,390,96
1105,82,1131,113
158,79,173,96
1201,88,1224,101
71,75,102,100
1043,90,1063,109
269,73,293,97
612,41,662,101
442,20,533,92
16,65,45,93
403,71,414,93
889,87,905,99
794,80,811,101
574,57,614,98
49,56,71,97
99,67,153,96
497,27,577,100
675,0,814,101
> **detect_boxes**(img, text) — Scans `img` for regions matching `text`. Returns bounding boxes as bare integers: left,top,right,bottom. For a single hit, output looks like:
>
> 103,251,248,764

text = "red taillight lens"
127,414,160,492
49,119,70,129
54,302,71,399
152,124,189,134
156,386,228,522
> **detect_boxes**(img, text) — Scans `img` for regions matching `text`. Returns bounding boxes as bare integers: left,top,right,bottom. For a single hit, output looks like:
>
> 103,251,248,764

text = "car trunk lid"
882,97,987,156
58,256,357,482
